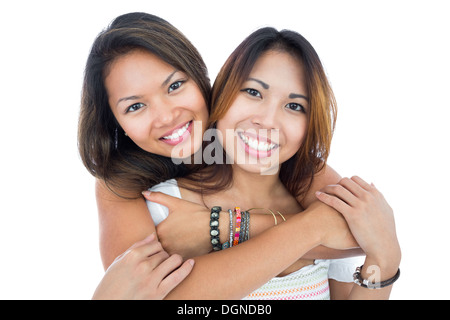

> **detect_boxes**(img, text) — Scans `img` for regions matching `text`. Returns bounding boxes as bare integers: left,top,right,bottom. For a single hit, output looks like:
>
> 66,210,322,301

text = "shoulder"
298,164,342,208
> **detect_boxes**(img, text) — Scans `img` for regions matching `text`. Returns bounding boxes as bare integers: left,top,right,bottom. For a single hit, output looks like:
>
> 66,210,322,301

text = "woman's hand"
142,191,213,259
316,176,401,274
92,233,194,300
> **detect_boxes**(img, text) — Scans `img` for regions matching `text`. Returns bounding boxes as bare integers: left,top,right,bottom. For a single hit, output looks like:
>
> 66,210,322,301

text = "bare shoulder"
299,164,342,209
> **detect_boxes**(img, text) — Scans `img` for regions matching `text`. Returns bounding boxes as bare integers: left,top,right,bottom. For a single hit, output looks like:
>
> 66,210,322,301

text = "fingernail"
188,259,195,267
145,232,156,241
315,191,322,197
141,190,151,197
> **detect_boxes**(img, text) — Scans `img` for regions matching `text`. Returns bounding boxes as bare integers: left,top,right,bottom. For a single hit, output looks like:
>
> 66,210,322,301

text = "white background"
0,0,448,299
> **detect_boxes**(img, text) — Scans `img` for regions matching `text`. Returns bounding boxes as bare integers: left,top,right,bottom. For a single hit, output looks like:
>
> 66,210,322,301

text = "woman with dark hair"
78,12,210,198
79,12,211,299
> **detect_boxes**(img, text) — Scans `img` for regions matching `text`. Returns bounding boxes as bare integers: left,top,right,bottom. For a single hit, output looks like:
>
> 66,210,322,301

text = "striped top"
147,180,361,300
243,259,357,300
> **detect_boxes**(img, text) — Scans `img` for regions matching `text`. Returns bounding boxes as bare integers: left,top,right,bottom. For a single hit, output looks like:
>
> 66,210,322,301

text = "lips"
159,120,193,145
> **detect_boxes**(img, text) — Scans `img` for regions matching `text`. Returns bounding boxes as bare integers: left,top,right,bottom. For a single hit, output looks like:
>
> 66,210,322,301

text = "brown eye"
126,102,145,113
242,88,262,98
285,103,306,113
168,80,185,93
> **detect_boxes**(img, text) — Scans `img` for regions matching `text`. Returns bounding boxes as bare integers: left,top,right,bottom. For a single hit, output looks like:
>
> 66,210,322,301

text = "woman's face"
105,49,208,159
216,50,309,174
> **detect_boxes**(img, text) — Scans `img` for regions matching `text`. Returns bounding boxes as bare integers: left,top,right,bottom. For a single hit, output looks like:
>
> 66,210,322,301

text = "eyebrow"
116,70,179,108
162,70,178,88
116,95,144,107
248,78,269,89
248,78,309,102
289,93,309,101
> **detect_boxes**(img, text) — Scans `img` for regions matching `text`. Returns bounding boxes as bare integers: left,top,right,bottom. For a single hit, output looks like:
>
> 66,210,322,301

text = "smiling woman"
206,29,337,198
217,50,309,175
78,12,211,198
105,49,208,158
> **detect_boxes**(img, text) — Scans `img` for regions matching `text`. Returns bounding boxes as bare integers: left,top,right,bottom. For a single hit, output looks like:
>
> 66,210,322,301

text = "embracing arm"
161,200,357,299
153,164,362,260
298,164,363,259
317,176,401,300
96,180,156,269
96,181,356,299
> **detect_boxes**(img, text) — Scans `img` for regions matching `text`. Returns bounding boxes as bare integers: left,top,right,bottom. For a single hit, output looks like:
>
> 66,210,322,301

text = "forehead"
249,50,305,83
104,49,176,99
106,49,172,79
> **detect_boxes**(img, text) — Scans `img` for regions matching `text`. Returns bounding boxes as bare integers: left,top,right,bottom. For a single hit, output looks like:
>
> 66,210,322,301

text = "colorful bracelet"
233,207,241,246
210,206,222,251
353,265,400,289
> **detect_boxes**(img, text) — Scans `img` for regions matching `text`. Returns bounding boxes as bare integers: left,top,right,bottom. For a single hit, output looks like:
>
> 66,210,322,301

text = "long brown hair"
78,12,210,198
197,27,337,200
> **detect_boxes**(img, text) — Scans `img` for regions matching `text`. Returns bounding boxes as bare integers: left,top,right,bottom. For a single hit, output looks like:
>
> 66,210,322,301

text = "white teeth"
162,122,190,140
239,133,277,151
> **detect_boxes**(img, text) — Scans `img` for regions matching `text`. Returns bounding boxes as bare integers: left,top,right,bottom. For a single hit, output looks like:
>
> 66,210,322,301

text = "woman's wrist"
361,250,401,283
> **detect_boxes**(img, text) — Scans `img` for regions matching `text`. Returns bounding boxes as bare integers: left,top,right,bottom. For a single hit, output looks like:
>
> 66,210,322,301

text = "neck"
234,165,279,192
221,164,286,210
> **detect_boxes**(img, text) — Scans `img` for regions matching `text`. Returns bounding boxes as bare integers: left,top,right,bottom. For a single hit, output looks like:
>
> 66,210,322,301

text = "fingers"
142,191,197,209
316,180,358,209
156,256,195,297
349,176,373,192
315,176,376,213
315,189,350,216
120,234,169,266
112,233,157,263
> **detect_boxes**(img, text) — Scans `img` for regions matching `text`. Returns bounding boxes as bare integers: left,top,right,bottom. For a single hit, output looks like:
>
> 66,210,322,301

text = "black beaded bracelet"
353,265,400,289
210,206,222,251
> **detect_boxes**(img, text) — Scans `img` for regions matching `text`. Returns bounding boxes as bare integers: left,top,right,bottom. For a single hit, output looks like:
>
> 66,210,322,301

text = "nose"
152,99,180,128
250,101,279,130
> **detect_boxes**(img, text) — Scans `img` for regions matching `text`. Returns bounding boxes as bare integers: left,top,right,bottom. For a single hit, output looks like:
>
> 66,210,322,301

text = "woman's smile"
237,131,279,159
160,120,193,146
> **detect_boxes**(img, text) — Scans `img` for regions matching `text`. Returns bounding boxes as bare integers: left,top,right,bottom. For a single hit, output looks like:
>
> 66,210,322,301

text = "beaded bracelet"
233,207,241,246
353,265,400,289
210,206,222,251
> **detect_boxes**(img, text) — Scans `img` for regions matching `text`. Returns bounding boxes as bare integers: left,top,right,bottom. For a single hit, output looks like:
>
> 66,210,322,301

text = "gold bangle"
277,211,286,222
267,209,278,226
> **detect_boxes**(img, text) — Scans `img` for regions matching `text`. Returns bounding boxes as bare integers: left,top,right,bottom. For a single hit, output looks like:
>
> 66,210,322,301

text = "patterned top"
244,259,355,300
147,180,361,300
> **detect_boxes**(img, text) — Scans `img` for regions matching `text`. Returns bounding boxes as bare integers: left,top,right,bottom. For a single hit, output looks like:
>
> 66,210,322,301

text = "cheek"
284,119,308,152
184,88,209,120
117,116,152,146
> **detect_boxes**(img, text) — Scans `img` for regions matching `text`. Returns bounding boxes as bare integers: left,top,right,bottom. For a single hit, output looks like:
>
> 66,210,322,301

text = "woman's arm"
160,200,358,299
151,164,363,260
317,176,401,300
96,180,156,269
